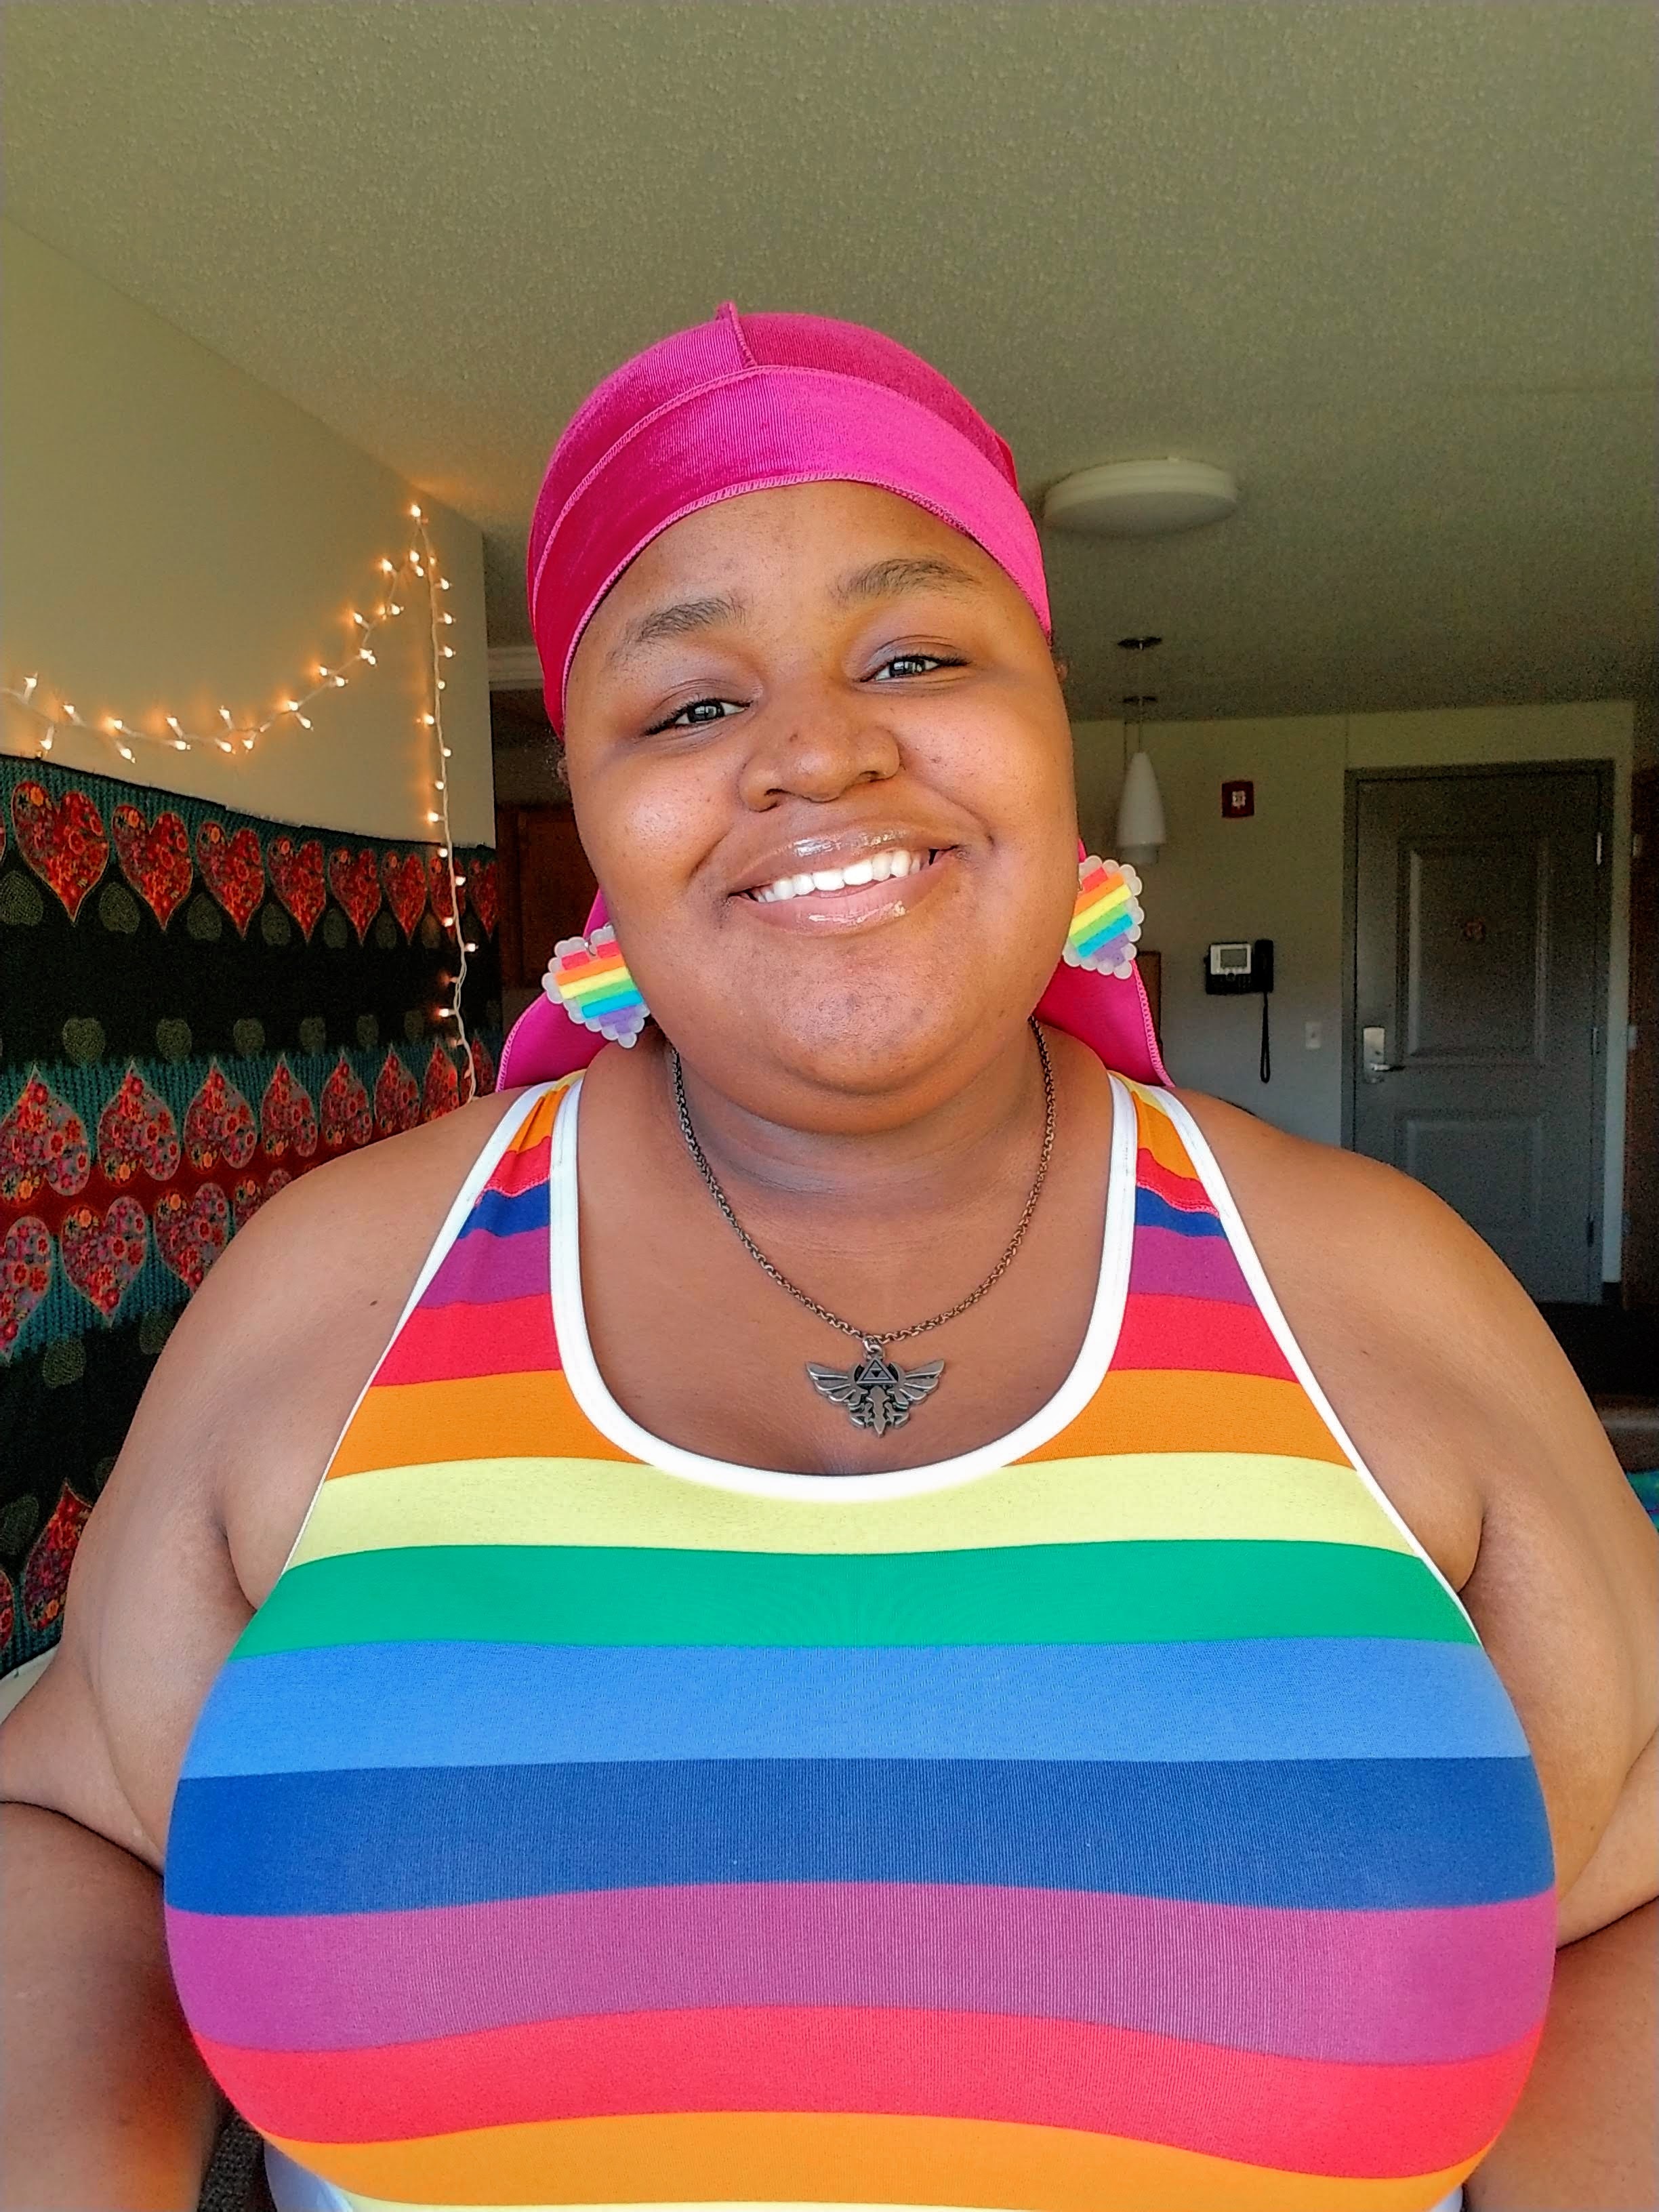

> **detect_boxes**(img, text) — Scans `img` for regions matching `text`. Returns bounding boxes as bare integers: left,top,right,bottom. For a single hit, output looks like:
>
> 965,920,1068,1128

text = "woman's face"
562,480,1078,1126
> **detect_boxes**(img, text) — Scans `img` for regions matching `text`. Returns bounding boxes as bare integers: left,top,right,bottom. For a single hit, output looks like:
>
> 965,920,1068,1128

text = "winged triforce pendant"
806,1343,945,1435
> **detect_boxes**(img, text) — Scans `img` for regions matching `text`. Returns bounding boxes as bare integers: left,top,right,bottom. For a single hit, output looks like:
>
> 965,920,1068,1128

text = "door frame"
1340,759,1614,1297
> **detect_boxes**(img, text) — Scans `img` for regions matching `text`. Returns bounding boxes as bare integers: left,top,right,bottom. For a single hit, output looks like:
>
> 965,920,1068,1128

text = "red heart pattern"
381,850,428,939
154,1182,230,1290
60,1197,148,1319
268,834,327,941
184,1067,258,1172
10,781,108,922
195,820,266,937
468,1033,497,1098
374,1050,420,1136
0,1076,90,1206
328,847,382,943
23,1485,91,1633
422,1046,461,1122
231,1176,264,1229
112,804,192,929
464,857,499,939
321,1058,372,1149
260,1063,318,1160
0,1217,52,1361
0,1564,14,1652
426,851,457,928
97,1071,182,1186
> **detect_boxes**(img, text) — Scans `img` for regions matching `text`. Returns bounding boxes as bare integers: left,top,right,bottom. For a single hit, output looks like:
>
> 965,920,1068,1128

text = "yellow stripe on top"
291,1450,1412,1568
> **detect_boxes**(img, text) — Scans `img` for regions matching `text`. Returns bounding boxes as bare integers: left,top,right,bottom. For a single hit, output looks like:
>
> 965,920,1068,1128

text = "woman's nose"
736,685,903,808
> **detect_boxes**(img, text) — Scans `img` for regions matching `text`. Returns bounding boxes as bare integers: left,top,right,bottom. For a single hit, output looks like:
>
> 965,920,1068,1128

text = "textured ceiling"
5,1,1654,722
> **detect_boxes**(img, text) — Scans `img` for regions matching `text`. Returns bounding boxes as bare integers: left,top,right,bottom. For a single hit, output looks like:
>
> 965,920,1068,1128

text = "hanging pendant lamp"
1114,678,1166,867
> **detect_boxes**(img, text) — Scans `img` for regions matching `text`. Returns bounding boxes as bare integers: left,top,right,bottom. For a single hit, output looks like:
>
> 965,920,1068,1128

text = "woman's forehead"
588,483,1012,633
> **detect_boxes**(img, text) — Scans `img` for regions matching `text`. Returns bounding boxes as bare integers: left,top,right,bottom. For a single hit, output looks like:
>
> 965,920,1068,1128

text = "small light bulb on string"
22,674,38,700
39,725,54,753
220,707,234,726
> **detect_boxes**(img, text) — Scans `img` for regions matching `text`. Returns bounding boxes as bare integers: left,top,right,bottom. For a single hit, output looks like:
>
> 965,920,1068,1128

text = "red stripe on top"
197,2006,1537,2178
486,1129,552,1200
372,1292,559,1387
1113,1292,1295,1382
1138,1150,1216,1215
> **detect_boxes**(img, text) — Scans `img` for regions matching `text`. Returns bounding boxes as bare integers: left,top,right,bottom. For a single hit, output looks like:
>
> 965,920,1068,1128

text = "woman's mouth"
733,844,957,934
746,847,943,902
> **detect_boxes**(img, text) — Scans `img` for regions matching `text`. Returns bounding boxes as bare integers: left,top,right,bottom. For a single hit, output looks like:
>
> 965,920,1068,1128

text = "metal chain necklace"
670,1019,1056,1435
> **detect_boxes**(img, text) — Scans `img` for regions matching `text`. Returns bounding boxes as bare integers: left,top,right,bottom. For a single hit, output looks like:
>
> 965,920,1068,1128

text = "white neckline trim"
1146,1082,1477,1631
550,1069,1136,1500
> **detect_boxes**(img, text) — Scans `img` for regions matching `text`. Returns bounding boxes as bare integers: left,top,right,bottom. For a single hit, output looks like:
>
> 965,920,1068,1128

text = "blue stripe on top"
1134,1185,1229,1237
460,1181,550,1242
182,1637,1532,1778
166,1755,1553,1916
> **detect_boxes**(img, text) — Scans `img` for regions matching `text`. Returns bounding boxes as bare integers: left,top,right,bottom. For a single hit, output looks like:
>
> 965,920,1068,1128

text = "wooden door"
1349,764,1611,1303
1626,768,1658,1313
495,802,598,1023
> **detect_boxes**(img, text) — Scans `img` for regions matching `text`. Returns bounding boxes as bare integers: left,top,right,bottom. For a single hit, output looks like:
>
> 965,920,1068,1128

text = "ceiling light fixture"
1043,457,1237,538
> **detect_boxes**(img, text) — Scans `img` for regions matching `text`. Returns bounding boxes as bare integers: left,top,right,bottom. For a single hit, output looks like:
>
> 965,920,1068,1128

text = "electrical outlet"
1304,1021,1322,1050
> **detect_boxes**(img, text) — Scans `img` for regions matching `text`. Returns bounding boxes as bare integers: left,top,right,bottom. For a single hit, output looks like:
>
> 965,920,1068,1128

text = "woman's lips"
733,846,955,933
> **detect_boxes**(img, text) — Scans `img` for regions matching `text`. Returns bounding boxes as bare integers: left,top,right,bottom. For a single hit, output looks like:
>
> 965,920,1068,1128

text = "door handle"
1361,1025,1406,1083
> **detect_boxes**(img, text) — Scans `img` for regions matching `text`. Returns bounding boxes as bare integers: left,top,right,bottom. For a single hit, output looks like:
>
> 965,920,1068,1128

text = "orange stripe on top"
1134,1092,1203,1182
271,2110,1484,2212
327,1369,630,1479
1025,1369,1350,1467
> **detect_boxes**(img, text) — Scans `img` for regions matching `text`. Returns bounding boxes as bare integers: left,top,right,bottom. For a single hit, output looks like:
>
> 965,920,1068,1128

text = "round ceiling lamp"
1043,458,1237,538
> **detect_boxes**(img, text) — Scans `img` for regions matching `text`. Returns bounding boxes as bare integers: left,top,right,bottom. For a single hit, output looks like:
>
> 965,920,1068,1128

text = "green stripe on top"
236,1538,1475,1658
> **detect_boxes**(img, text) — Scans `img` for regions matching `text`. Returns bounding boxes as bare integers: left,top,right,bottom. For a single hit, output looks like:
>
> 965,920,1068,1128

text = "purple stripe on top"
1130,1222,1254,1305
165,1881,1554,2068
419,1225,550,1310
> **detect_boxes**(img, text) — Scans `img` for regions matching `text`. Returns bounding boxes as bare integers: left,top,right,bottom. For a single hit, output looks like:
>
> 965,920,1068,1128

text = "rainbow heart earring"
544,923,650,1046
1064,855,1144,979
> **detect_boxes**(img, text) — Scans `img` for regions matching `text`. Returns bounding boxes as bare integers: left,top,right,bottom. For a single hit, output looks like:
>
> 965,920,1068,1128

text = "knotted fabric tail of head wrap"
497,302,1170,1091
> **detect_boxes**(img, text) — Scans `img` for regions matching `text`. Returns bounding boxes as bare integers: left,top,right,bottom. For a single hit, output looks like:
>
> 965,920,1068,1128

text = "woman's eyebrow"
831,556,984,606
605,591,747,669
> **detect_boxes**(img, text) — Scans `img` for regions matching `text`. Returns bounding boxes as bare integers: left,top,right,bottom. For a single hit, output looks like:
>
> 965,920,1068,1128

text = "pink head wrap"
496,303,1169,1090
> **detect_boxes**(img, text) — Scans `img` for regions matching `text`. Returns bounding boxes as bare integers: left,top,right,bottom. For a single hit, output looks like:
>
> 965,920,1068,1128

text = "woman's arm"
0,1103,514,2209
1468,1896,1657,2211
0,1802,222,2211
1186,1095,1659,2207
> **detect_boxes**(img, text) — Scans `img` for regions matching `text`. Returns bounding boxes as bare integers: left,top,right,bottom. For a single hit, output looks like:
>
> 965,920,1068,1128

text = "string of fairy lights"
1,503,478,1100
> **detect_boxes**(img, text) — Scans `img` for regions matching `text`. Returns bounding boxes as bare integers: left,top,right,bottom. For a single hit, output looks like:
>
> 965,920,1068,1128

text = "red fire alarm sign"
1221,780,1255,819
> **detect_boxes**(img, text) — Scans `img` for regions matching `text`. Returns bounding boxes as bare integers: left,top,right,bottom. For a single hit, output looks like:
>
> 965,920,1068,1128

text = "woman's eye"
871,652,961,682
647,696,743,735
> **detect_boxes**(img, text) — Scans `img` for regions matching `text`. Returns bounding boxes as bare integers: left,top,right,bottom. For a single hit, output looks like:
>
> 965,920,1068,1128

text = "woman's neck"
638,1021,1054,1253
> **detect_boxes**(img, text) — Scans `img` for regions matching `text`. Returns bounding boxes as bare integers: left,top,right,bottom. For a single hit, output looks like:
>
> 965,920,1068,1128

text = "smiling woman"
1,306,1654,2212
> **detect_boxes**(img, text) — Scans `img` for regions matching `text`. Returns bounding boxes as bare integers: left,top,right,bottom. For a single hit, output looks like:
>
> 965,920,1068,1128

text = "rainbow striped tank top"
165,1071,1555,2212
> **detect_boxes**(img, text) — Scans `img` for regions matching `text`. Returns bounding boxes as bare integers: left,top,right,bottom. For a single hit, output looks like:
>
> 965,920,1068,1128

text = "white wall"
0,222,492,844
1073,700,1634,1280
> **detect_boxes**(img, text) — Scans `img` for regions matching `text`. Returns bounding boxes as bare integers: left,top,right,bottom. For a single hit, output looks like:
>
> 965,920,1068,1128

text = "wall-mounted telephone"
1204,938,1275,1082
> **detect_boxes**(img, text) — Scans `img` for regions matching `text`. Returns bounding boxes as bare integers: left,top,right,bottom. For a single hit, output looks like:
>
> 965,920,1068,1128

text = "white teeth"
749,849,932,899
